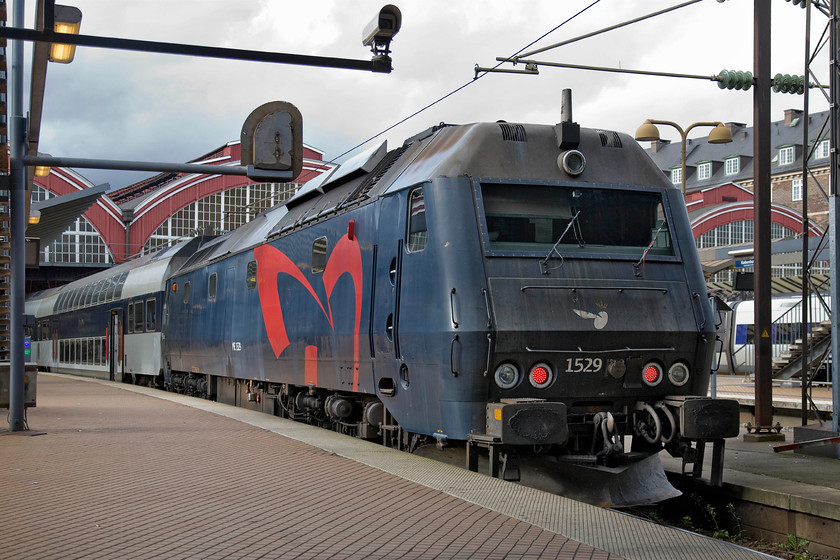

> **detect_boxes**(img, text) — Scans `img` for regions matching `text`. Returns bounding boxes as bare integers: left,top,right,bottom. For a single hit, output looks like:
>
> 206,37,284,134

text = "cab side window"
407,189,427,252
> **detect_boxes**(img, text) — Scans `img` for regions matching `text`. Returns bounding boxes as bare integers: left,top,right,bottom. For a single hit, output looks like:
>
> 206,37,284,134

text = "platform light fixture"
35,153,51,177
635,119,733,195
48,5,82,63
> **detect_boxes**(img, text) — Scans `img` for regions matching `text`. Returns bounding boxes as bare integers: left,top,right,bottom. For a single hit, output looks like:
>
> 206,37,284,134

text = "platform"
658,374,840,557
0,373,781,560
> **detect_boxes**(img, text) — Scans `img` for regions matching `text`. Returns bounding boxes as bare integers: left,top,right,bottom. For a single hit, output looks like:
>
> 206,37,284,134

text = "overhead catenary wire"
213,1,736,240
513,0,703,61
327,0,732,166
325,0,603,166
206,1,702,242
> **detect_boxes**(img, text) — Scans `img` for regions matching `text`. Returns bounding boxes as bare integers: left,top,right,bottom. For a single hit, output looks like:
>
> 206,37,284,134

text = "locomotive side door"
109,309,123,382
223,265,238,378
371,190,408,393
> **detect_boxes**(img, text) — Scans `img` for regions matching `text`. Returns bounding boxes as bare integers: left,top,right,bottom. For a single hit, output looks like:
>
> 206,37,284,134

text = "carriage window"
480,183,674,257
407,189,427,252
96,280,107,304
106,276,118,301
246,260,257,289
209,273,217,300
114,271,128,299
183,281,191,304
99,337,107,365
146,298,156,332
133,301,144,333
312,237,327,273
127,302,134,334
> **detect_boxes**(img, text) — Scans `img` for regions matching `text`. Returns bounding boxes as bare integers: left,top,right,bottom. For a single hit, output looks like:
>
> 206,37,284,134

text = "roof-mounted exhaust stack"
556,89,580,149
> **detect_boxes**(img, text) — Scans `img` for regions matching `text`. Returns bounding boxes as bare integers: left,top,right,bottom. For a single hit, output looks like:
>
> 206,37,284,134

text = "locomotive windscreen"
480,183,674,256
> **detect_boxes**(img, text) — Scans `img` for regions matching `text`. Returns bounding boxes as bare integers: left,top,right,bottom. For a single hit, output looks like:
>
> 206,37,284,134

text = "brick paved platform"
1,374,772,560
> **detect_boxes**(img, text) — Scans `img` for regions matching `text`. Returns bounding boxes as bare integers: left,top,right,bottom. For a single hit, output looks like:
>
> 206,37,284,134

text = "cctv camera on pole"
363,5,401,73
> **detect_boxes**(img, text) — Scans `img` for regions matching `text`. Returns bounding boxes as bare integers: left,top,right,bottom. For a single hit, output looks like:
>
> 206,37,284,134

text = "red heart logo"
254,233,363,391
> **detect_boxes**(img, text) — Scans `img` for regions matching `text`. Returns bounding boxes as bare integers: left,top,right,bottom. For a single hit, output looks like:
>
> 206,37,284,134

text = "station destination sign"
735,258,754,269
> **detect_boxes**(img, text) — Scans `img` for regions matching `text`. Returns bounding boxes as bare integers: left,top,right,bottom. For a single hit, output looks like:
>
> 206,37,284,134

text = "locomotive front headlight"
529,363,553,388
559,150,586,176
668,362,690,386
494,363,520,390
642,362,663,387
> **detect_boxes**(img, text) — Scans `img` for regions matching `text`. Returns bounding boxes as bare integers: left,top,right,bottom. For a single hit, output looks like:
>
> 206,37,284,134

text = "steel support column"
829,0,840,433
801,0,811,425
8,0,27,431
752,0,774,431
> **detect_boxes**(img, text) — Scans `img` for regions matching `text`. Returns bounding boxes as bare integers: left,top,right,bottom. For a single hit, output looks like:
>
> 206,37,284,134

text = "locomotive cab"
473,178,738,465
369,120,740,486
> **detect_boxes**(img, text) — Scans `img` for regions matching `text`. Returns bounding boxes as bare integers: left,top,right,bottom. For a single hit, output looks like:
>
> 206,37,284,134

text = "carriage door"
109,310,123,382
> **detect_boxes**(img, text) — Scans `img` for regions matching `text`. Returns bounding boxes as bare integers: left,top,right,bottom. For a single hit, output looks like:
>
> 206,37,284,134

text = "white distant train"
716,294,831,377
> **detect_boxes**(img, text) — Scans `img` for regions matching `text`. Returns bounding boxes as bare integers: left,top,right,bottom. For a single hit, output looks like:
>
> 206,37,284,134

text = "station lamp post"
8,1,82,432
5,2,402,433
635,120,733,195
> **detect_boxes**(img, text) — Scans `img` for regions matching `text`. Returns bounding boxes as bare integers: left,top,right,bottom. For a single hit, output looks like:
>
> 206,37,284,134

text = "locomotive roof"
170,121,673,274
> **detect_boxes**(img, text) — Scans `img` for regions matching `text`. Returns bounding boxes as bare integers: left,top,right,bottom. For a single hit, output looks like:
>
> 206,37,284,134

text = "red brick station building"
23,108,828,292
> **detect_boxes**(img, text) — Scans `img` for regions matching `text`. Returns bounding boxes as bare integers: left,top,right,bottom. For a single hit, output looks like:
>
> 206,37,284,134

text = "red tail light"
529,363,553,388
642,362,663,387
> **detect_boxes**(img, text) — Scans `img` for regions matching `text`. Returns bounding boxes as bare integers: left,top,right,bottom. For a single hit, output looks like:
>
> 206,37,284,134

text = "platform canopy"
26,183,109,246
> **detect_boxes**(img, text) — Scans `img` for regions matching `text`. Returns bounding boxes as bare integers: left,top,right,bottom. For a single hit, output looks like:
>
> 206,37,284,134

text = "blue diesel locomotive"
28,111,740,496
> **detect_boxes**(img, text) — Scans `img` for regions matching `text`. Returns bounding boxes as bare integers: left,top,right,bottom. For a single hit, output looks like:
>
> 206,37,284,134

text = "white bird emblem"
573,309,609,330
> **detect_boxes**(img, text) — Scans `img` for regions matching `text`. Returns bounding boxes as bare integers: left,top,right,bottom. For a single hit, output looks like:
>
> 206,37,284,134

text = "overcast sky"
22,0,830,189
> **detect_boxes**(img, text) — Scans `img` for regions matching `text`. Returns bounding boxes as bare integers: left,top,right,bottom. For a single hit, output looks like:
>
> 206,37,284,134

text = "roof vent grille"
342,145,409,207
499,123,527,142
598,130,623,148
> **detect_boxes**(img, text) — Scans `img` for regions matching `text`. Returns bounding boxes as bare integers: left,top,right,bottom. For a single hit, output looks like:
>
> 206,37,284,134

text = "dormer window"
725,157,740,175
778,146,795,166
697,162,712,181
670,167,682,185
815,139,830,159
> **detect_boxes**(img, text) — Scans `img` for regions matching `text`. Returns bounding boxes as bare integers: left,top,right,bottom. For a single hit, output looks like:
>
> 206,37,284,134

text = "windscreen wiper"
633,220,668,276
540,210,581,274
